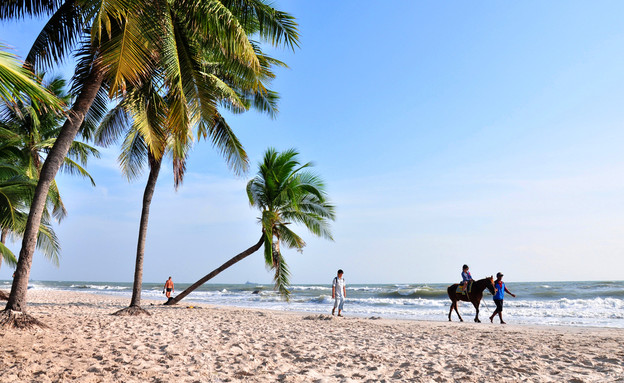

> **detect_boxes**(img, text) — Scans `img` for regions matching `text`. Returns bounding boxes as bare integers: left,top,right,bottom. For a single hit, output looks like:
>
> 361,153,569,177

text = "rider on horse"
461,264,473,293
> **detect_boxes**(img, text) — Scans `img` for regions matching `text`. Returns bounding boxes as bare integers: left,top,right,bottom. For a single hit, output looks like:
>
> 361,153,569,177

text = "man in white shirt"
332,269,346,317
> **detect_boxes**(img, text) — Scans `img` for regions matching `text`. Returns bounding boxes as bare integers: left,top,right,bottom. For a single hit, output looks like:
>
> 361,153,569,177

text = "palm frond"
180,0,260,71
0,44,63,110
0,241,17,267
0,0,62,19
275,223,306,250
271,250,291,300
25,0,84,71
99,12,154,97
118,125,148,180
79,84,111,140
60,157,96,186
66,140,100,166
46,180,67,222
197,113,248,176
220,0,300,50
35,219,61,266
93,99,131,146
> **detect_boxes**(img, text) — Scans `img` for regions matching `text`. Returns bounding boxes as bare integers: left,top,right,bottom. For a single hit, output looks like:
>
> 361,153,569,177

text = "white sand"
1,290,623,382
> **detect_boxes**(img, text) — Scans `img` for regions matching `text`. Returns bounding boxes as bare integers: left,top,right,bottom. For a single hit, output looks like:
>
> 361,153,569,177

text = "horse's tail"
447,284,458,299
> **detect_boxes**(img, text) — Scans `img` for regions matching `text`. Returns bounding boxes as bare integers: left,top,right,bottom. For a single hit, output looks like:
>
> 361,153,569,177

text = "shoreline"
1,290,623,382
3,285,624,331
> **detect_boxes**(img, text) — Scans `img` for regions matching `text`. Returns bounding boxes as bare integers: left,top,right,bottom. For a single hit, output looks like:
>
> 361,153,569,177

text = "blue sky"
1,1,624,284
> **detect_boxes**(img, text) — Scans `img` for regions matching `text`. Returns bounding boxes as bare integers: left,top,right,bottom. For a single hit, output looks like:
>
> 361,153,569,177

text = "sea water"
1,280,623,328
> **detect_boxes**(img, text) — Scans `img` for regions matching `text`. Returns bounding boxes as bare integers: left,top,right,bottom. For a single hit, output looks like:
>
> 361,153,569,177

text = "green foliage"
0,160,61,269
0,74,98,268
247,148,336,300
0,43,63,111
92,0,299,187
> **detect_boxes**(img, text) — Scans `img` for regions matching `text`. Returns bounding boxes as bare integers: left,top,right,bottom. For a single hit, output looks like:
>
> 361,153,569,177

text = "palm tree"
94,5,295,315
2,0,299,326
166,148,335,305
94,79,248,316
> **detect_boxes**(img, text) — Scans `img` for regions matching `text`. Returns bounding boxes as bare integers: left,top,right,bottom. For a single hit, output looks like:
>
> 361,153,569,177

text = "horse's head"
485,276,496,295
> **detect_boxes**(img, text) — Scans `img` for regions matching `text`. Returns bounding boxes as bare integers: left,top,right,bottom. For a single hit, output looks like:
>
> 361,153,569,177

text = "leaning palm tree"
166,148,335,305
2,0,299,327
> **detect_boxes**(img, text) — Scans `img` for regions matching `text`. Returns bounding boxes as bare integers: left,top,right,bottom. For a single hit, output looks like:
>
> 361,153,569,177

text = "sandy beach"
0,290,623,382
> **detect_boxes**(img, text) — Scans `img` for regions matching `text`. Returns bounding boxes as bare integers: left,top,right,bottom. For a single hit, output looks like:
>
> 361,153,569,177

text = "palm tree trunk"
128,153,162,309
164,235,264,306
4,69,105,315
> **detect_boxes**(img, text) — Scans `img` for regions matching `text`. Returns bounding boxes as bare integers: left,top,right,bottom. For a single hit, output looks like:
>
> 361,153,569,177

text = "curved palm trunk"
4,69,105,316
117,153,162,314
164,235,264,305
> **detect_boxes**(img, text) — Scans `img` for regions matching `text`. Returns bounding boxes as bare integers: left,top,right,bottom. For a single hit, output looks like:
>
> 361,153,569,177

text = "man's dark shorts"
166,288,172,292
494,299,504,312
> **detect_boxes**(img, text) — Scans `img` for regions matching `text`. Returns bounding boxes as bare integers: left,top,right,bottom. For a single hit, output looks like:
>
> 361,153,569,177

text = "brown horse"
447,276,495,323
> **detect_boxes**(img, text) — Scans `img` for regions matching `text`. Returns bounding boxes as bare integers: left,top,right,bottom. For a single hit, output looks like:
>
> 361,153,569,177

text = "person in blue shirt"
489,272,516,324
461,264,473,293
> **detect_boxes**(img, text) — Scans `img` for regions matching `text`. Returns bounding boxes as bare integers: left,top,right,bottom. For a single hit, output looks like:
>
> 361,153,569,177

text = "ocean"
2,279,623,328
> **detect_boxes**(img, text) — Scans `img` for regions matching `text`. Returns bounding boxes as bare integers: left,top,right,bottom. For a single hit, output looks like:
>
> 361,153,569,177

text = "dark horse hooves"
474,318,481,323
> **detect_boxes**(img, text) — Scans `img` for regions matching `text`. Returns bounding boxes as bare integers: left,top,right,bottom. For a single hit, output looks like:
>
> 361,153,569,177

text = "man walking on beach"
489,272,516,324
332,269,346,317
163,276,174,299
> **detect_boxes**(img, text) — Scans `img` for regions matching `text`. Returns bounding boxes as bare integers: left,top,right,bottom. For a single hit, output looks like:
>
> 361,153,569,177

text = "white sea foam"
290,285,329,291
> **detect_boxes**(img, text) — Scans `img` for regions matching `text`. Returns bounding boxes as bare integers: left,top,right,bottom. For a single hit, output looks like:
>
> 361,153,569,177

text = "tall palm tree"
94,6,294,315
2,0,299,326
94,79,248,315
166,148,335,305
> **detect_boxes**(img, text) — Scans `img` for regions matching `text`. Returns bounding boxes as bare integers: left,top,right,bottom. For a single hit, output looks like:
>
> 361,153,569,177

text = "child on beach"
461,264,473,293
332,269,346,317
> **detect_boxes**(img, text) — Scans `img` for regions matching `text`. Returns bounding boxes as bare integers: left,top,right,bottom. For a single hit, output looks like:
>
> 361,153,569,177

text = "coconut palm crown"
246,148,335,298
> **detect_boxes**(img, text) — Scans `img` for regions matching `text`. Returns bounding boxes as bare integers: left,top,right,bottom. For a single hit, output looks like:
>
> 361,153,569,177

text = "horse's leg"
473,298,481,323
454,300,463,322
448,300,453,321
